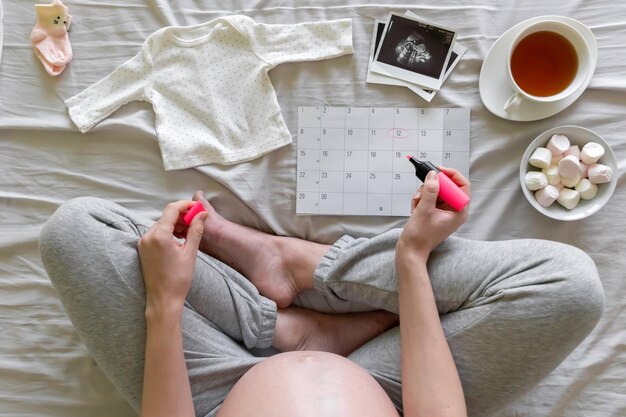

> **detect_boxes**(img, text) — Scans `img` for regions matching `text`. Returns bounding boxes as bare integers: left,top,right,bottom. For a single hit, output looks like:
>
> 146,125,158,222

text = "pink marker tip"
406,155,412,159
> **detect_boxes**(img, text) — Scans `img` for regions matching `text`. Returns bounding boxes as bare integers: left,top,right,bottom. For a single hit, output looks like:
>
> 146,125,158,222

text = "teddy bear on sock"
30,0,73,76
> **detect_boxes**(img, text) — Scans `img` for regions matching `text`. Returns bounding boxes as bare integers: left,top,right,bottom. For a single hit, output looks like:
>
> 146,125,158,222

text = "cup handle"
503,92,523,112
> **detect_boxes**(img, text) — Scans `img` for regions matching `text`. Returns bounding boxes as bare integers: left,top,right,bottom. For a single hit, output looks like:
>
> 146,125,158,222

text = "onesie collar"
163,19,224,47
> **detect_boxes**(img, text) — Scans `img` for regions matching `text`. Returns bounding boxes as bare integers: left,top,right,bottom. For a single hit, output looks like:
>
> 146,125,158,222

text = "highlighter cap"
183,201,207,226
407,155,440,182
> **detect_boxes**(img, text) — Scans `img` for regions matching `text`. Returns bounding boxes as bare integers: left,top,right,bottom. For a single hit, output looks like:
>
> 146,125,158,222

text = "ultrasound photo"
372,13,456,89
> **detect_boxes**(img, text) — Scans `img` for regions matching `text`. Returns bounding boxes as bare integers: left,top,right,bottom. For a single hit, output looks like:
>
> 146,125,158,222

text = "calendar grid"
297,106,470,216
365,109,371,215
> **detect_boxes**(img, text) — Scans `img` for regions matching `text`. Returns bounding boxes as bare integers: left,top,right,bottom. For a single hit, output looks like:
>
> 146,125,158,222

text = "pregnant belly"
217,351,399,417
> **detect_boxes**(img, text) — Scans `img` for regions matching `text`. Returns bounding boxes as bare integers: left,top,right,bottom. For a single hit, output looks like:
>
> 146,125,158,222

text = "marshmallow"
561,172,581,188
551,154,563,165
547,134,570,156
575,178,598,200
558,155,581,179
580,142,605,164
525,171,548,191
579,162,589,178
554,182,564,191
563,145,580,160
535,185,560,207
529,147,553,169
542,165,561,185
588,163,613,184
557,188,581,210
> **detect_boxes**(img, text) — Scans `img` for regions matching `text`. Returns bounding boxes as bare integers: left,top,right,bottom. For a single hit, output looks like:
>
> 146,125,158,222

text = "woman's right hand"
137,201,208,316
397,167,470,263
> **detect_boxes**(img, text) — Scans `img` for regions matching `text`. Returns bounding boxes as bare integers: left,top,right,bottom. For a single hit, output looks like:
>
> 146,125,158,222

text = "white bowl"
519,125,617,221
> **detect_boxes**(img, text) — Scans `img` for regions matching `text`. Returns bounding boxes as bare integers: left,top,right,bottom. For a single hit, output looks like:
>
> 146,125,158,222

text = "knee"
39,197,108,267
40,197,102,242
545,243,605,332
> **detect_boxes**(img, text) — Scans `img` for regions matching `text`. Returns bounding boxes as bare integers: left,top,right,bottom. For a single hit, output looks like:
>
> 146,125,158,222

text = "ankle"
272,308,302,352
277,237,315,291
199,214,227,253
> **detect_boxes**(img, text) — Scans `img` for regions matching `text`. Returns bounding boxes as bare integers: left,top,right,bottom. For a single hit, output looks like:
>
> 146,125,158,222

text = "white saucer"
479,16,597,122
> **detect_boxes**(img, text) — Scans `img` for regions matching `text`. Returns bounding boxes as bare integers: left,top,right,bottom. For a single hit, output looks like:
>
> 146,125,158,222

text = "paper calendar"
296,106,470,216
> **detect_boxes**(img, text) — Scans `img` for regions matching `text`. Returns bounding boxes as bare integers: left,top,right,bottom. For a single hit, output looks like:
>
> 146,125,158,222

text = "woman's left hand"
137,201,208,315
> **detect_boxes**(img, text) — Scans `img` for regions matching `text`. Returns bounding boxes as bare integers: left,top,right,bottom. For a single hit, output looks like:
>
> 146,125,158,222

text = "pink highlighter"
183,201,207,226
406,155,469,211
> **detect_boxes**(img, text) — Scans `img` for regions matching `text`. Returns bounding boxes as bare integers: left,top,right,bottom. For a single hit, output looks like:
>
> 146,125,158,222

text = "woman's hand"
397,167,470,262
137,201,208,316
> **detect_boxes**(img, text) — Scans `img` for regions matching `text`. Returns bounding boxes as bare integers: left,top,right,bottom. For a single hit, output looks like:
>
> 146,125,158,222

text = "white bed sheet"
0,1,624,416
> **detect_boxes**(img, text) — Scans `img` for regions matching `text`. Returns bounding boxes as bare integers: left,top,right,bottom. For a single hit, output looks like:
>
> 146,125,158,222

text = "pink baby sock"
30,0,73,76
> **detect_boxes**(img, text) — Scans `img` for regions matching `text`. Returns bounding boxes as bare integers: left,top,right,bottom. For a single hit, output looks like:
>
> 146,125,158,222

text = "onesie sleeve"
65,46,153,133
237,17,353,67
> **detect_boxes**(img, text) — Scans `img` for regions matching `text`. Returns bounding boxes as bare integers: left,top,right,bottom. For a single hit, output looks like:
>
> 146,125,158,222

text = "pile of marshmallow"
525,134,613,209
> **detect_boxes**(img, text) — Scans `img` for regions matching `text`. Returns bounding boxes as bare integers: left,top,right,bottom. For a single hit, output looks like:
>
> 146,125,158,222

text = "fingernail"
414,191,421,199
426,170,437,180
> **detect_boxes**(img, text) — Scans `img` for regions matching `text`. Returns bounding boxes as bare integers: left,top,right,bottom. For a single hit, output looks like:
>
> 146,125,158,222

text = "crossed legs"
40,196,605,417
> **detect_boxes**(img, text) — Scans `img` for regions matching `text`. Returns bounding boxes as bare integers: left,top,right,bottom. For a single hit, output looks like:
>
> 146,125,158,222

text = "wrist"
395,248,431,288
145,298,184,323
396,240,431,264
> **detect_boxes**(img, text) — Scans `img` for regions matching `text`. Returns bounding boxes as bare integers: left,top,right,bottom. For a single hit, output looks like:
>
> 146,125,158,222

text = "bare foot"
193,191,327,308
272,307,399,356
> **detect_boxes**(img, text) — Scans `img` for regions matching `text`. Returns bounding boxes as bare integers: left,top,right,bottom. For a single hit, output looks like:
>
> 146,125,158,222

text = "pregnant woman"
39,168,603,417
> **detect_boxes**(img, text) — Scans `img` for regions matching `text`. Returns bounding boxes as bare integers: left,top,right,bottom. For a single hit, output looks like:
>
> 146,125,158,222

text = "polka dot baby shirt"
65,15,353,170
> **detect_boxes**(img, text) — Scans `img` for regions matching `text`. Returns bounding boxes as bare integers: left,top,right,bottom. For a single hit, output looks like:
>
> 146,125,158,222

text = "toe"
192,190,204,202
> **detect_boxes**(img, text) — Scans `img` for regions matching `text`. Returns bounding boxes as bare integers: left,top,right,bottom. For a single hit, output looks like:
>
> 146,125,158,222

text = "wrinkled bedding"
0,1,624,416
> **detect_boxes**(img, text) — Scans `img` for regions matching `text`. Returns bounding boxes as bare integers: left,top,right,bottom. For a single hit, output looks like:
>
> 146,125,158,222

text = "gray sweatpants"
39,197,604,417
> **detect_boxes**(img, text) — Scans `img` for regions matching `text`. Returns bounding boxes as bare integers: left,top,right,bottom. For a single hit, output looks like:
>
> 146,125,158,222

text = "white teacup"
503,20,591,112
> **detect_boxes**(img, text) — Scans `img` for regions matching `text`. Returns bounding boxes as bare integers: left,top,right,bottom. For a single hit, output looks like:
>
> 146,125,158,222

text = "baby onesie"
65,15,353,170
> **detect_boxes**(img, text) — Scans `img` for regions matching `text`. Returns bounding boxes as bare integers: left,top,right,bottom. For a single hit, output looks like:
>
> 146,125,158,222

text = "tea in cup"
503,20,591,112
